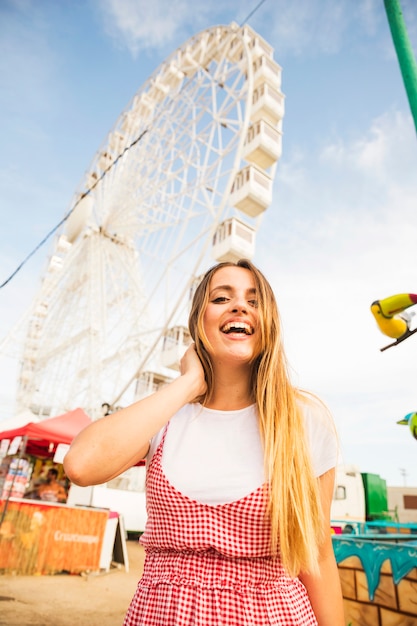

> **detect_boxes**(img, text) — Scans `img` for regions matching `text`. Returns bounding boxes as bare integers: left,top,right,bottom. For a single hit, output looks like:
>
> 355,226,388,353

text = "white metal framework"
2,23,284,420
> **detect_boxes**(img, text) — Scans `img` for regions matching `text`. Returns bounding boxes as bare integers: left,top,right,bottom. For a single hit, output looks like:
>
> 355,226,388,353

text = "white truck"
331,464,417,530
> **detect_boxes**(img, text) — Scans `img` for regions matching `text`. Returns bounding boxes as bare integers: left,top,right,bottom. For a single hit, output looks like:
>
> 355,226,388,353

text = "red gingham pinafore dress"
124,425,318,626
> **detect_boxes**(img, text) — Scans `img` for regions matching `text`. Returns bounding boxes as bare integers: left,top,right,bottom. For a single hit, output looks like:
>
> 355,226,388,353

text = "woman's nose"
231,297,247,313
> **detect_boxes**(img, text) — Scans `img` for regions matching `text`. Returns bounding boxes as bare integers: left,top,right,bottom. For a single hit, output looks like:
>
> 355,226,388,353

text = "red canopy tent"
0,408,91,457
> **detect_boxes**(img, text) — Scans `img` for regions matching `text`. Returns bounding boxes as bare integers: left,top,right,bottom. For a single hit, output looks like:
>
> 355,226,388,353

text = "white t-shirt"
148,400,338,506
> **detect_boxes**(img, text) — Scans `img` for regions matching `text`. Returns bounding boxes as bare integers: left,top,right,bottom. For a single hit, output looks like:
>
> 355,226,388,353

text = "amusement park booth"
0,408,128,575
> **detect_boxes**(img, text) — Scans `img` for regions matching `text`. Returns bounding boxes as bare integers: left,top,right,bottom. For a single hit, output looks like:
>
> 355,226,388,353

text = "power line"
0,212,72,289
0,129,148,290
240,0,268,26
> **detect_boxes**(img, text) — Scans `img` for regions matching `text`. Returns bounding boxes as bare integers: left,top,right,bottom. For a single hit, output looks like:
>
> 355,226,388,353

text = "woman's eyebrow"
209,285,257,296
210,284,233,294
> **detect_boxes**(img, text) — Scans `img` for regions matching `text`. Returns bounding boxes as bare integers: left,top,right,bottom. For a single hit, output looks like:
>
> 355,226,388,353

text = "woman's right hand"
180,343,207,400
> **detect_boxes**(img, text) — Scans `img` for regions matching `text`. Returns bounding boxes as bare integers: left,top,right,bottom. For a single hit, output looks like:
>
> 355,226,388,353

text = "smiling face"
202,265,260,366
188,260,282,404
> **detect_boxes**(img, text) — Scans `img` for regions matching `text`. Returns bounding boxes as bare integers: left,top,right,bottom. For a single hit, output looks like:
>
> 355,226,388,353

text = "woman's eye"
212,296,228,303
248,299,258,307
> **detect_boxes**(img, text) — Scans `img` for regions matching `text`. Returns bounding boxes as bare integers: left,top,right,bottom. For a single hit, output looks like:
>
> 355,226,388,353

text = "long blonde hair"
188,259,324,576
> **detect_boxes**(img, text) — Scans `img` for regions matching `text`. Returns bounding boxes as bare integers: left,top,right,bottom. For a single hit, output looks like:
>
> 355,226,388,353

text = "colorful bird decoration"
370,293,417,351
397,412,417,441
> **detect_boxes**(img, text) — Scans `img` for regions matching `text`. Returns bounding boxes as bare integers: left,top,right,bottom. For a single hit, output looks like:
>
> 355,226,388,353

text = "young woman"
64,259,345,625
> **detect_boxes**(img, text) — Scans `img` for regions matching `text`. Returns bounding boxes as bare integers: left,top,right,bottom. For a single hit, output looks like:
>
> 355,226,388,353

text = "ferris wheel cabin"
246,34,273,62
108,130,127,155
64,193,93,243
229,164,272,218
135,370,173,401
98,150,113,172
243,120,282,170
228,24,273,63
162,62,185,89
148,78,170,103
251,83,285,127
212,218,255,263
161,326,192,371
253,55,282,90
132,92,153,118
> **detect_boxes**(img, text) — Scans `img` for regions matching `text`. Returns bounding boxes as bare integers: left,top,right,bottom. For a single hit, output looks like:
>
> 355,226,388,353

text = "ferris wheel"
4,22,284,420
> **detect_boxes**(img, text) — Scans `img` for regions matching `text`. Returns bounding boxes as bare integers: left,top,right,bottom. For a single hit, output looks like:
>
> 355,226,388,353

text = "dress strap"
148,421,170,469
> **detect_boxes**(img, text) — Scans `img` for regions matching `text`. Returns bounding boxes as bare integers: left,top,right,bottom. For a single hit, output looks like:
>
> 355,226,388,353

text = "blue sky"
1,0,417,486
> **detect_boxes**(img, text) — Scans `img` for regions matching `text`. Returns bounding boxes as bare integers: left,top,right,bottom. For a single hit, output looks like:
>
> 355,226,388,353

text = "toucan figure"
370,293,417,351
397,412,417,441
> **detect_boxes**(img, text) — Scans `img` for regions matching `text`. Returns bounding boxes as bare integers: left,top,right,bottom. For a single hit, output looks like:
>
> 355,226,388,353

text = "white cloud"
263,0,382,57
320,110,416,182
355,0,380,35
97,0,207,56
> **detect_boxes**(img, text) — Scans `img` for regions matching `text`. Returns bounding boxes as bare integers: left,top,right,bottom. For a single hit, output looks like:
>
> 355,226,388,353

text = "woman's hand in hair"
180,343,207,400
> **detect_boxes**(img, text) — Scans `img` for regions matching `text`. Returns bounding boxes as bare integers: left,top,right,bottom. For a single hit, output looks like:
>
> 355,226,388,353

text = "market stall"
0,408,128,575
0,408,91,502
0,497,109,574
0,407,91,461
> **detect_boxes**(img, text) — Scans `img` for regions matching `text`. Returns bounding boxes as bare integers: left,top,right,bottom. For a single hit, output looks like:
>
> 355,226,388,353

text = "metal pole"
384,0,417,134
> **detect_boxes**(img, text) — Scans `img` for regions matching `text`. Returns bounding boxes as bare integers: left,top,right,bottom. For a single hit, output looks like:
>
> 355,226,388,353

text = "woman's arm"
299,468,345,626
63,345,206,487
